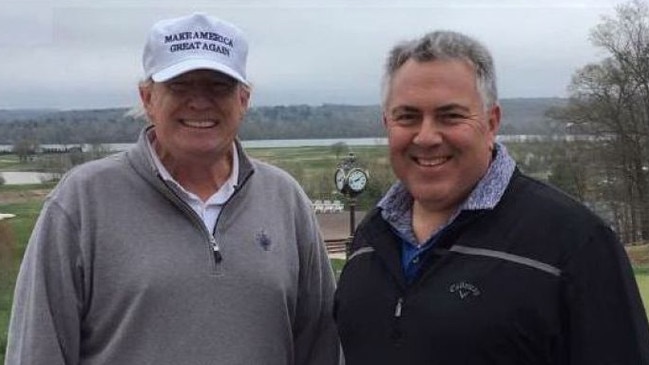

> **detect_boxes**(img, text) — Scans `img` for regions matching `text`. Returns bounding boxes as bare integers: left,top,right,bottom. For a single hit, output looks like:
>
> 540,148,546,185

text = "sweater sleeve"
563,223,649,364
292,208,342,365
5,200,84,365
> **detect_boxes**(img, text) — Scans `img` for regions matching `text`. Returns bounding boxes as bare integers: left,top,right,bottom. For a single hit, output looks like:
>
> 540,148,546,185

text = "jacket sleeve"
292,208,342,365
5,199,84,365
563,223,649,364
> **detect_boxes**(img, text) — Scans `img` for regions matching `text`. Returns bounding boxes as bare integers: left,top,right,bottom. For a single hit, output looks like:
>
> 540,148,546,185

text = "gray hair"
126,78,155,121
381,31,498,111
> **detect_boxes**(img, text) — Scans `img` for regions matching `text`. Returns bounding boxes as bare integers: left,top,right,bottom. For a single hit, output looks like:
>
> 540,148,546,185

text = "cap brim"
151,59,248,85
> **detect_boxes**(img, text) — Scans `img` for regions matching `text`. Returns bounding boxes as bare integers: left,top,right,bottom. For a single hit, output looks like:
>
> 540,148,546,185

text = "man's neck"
153,140,234,201
411,201,456,244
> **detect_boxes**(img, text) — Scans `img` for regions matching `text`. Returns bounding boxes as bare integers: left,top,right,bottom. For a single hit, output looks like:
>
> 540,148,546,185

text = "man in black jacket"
334,30,649,364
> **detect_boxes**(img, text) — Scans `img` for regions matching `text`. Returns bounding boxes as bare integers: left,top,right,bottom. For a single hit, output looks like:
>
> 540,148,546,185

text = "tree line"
0,99,562,146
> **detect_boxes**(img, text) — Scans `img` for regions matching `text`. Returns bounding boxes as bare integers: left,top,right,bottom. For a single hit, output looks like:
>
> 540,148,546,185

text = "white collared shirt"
146,131,239,234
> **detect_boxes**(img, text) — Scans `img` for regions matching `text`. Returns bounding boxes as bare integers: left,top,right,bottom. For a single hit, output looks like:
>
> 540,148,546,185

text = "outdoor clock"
334,168,346,192
347,167,368,193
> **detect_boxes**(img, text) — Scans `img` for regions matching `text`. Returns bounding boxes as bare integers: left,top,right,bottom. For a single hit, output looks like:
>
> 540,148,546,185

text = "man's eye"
439,113,468,123
167,82,189,92
211,81,234,90
393,113,419,124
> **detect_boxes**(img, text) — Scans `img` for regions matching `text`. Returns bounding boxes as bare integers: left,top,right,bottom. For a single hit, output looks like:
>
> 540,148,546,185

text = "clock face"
334,168,346,192
347,168,368,192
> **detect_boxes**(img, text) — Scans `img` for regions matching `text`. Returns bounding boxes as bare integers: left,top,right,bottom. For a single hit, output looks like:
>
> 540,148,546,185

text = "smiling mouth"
180,119,218,129
414,156,450,167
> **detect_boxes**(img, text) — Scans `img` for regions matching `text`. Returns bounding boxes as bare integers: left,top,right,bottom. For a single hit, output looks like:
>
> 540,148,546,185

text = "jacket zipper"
153,153,254,269
209,235,222,263
207,167,253,265
155,174,225,267
391,296,404,344
394,297,403,317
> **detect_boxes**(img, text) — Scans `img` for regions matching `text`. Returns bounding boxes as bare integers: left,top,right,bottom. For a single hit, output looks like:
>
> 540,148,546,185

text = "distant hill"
0,108,147,145
0,109,59,121
0,98,567,144
499,98,567,134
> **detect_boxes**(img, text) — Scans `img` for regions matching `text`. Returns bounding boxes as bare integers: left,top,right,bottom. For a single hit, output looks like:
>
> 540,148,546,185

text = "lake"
0,138,388,153
0,135,602,154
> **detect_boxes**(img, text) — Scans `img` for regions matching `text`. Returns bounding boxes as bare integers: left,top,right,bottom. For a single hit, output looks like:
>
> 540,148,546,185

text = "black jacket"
334,171,649,365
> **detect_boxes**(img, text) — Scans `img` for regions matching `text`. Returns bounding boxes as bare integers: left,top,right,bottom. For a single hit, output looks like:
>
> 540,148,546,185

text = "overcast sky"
0,0,628,110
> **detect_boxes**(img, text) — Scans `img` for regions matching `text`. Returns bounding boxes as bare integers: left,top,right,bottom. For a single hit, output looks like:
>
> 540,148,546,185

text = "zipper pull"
213,246,222,263
394,297,403,317
210,237,222,263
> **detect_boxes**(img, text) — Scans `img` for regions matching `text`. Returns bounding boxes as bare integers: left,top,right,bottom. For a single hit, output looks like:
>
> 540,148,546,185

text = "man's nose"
186,87,214,109
413,115,443,145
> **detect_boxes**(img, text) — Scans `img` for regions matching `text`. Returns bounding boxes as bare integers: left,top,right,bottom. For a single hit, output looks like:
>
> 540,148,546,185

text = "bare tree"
12,138,38,163
550,0,649,243
330,142,349,160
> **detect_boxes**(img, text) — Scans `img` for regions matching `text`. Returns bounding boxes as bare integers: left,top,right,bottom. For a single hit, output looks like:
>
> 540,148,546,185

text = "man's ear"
239,85,251,112
485,104,501,151
139,84,153,117
488,104,501,134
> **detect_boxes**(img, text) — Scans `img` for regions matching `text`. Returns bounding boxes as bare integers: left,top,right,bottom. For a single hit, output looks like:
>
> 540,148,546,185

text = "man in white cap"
5,13,340,365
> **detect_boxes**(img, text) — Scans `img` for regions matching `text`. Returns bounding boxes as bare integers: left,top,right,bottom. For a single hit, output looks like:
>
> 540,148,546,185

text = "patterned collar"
378,142,516,245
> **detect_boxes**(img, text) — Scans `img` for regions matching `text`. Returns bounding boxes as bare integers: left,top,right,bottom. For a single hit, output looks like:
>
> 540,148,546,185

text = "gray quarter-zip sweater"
5,126,340,365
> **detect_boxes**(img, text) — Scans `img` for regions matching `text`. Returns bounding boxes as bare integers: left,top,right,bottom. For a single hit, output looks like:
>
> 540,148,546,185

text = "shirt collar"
378,142,516,243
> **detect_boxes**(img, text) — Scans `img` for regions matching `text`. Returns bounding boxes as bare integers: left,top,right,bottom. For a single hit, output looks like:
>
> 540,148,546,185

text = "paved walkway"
316,211,366,260
316,211,365,241
328,252,347,260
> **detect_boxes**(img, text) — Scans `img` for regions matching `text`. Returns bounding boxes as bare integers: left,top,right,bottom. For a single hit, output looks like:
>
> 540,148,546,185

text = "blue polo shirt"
378,143,516,283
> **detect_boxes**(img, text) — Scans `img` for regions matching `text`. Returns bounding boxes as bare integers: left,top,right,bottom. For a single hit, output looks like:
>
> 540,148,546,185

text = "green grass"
1,201,45,253
0,155,20,170
636,274,649,318
635,266,649,275
0,155,44,172
0,288,10,364
330,258,346,280
247,145,387,169
0,197,43,363
0,182,56,192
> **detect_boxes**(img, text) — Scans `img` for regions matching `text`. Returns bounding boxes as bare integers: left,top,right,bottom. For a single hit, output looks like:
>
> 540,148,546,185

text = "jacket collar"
377,142,516,244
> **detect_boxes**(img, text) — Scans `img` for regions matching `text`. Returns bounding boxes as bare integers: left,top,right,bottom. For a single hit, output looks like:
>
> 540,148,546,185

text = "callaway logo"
449,282,481,299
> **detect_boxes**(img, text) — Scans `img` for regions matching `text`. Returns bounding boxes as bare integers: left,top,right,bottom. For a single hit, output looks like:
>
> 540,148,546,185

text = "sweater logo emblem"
256,230,272,251
449,281,481,299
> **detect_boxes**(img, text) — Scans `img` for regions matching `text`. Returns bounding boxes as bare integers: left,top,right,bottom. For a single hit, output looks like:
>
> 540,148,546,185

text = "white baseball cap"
142,12,249,85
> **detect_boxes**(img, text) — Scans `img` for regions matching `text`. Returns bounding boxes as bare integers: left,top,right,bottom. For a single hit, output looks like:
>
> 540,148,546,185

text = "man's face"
139,69,250,160
383,59,500,213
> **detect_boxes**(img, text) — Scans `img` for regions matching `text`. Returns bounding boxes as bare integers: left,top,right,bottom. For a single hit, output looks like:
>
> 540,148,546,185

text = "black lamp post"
333,152,369,256
348,196,357,237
